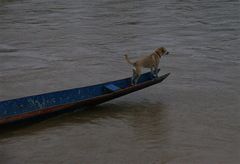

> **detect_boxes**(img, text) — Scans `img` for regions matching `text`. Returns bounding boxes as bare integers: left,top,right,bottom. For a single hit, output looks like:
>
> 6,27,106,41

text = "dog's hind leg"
134,67,141,84
134,75,140,84
132,73,140,85
131,69,137,85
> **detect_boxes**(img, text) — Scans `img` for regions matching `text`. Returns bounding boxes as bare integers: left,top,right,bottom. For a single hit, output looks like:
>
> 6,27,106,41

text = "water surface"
0,0,239,163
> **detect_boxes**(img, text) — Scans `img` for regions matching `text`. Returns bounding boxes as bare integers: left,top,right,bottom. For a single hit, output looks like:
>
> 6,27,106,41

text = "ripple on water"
0,44,18,53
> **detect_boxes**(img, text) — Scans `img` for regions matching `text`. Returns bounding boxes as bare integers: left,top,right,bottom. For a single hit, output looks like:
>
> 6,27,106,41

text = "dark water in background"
0,0,239,163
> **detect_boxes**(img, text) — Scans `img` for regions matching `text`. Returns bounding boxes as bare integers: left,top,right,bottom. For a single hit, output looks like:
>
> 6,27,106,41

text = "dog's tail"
124,54,135,65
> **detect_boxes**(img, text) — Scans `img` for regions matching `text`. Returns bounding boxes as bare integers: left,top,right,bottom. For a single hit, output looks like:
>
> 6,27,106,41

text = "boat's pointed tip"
163,72,171,77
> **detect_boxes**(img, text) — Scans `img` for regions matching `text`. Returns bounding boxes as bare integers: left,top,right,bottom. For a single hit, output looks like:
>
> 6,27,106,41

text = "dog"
124,47,169,84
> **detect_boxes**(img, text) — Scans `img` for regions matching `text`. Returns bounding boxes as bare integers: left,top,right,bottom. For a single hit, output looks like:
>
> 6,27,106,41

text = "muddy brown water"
0,0,239,163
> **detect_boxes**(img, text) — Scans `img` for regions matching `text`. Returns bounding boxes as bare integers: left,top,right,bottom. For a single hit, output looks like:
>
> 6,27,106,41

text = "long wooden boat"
0,72,170,126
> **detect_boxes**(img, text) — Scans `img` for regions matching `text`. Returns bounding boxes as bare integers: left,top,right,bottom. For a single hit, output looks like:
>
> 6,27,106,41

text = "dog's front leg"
150,67,155,77
154,67,159,78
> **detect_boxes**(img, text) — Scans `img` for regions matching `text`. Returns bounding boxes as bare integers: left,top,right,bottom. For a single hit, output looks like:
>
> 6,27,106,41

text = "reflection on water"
0,0,239,163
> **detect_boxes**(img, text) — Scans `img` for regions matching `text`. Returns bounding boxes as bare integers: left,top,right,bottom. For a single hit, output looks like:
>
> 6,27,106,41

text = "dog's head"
155,47,169,56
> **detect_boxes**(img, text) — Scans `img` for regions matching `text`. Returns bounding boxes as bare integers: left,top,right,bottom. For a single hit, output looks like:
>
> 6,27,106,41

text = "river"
0,0,239,163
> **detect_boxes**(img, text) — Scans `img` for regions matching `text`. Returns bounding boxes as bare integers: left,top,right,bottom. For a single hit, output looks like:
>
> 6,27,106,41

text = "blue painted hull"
0,72,170,125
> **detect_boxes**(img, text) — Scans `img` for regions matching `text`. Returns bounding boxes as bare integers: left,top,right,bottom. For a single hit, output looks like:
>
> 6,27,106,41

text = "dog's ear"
155,47,164,53
160,47,168,53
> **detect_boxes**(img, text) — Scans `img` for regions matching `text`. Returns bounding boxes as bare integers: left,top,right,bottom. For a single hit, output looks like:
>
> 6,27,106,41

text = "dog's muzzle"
165,51,169,55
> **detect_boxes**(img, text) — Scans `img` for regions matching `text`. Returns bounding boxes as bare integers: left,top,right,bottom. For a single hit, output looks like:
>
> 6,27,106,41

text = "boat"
0,71,170,126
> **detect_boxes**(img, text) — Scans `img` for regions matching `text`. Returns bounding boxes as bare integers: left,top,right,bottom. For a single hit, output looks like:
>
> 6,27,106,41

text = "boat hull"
0,72,170,126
